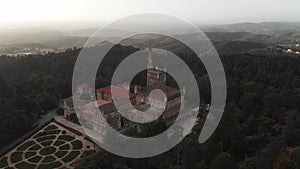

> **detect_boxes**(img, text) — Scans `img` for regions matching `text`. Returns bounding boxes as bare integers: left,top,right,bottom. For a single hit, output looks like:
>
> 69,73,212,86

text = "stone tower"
147,47,166,86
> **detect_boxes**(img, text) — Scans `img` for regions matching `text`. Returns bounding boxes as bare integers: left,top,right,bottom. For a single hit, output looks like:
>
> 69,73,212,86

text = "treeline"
0,43,299,168
0,44,139,149
0,49,78,148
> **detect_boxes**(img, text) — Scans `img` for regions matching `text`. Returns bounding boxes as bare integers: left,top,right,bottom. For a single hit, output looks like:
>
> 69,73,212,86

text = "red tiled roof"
97,86,135,98
84,100,110,110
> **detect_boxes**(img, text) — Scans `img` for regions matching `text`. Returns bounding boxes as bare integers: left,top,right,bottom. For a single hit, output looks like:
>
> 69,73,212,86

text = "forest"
0,43,300,169
76,45,300,169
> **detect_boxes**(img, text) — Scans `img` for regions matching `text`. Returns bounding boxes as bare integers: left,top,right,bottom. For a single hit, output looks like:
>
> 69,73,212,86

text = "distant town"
0,46,78,57
278,40,300,56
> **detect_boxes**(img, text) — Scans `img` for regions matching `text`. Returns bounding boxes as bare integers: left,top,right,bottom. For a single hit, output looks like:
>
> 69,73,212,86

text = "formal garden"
0,122,97,169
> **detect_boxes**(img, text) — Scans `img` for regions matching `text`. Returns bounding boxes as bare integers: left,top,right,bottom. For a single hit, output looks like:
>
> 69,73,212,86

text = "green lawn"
41,141,53,146
53,140,65,146
54,151,68,158
0,157,8,168
28,155,42,163
62,151,80,162
71,140,83,149
17,141,35,151
59,144,70,150
38,161,62,169
36,135,56,142
39,161,62,169
25,152,36,158
58,135,75,142
42,155,56,163
34,130,60,138
44,125,58,131
39,147,56,156
10,152,22,163
29,144,42,150
15,161,36,169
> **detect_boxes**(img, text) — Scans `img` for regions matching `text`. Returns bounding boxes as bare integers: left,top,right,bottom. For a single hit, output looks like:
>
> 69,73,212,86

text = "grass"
0,157,8,168
62,151,80,162
71,140,83,149
59,144,70,150
44,125,58,131
17,141,35,151
38,161,62,169
28,155,42,163
29,144,42,150
58,135,75,141
34,130,60,138
42,156,56,163
10,152,22,163
53,140,65,146
81,150,96,158
25,152,36,158
54,151,68,158
36,135,56,142
39,147,56,155
41,141,53,146
15,161,36,169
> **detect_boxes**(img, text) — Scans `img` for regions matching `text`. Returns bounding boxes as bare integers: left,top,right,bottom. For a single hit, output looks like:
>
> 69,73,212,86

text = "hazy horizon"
0,0,299,30
1,20,300,33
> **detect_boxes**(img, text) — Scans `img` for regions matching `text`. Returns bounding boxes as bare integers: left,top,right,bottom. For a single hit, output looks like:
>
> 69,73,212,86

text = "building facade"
63,47,182,134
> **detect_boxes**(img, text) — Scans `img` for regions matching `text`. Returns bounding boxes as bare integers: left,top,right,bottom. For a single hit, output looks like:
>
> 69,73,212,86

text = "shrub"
81,150,96,158
210,152,238,169
290,147,300,166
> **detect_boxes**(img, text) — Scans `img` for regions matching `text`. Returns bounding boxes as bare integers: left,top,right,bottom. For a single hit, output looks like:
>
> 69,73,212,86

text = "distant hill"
1,22,299,55
0,27,66,45
205,32,272,43
119,33,270,55
213,41,268,54
204,22,300,39
40,36,88,48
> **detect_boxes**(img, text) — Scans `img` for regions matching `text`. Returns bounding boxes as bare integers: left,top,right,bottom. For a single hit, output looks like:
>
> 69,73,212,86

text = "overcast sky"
0,0,299,27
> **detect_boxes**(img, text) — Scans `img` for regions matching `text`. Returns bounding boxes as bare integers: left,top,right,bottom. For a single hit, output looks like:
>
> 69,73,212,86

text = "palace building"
63,47,182,133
